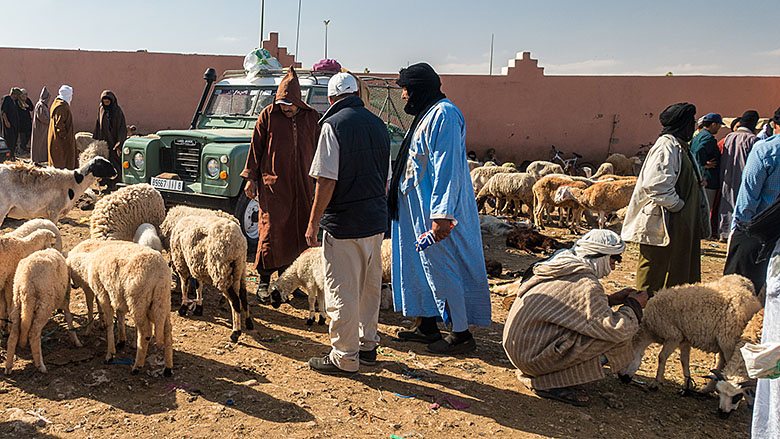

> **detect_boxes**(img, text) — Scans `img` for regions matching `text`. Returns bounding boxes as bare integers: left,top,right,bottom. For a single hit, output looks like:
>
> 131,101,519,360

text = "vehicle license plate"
151,177,184,191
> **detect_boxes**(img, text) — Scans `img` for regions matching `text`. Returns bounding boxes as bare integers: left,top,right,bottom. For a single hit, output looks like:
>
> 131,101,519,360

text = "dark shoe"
426,333,476,355
397,327,443,344
359,347,377,366
256,281,271,304
308,355,356,376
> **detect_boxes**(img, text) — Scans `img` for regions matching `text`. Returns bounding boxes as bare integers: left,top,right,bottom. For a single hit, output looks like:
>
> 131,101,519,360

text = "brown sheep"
532,175,588,230
554,179,636,231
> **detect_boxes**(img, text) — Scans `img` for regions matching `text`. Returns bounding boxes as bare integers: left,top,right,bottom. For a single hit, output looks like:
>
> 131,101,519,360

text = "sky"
3,0,780,76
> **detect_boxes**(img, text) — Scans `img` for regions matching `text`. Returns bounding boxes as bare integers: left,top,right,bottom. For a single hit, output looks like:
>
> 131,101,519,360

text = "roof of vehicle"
216,69,335,87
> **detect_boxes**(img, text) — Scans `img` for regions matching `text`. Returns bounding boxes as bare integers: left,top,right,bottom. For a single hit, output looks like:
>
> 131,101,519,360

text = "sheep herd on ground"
0,146,762,419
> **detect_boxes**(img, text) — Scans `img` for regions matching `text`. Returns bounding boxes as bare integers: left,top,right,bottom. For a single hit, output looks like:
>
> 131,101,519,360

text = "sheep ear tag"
74,171,84,184
68,189,75,200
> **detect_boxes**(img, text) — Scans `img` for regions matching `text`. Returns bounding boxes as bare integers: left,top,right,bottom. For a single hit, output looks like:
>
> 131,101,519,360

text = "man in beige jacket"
621,103,710,294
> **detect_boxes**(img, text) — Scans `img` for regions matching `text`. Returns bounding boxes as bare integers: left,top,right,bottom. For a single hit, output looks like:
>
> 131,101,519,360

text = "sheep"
619,275,760,395
0,230,58,332
483,161,497,167
5,249,82,375
605,153,643,176
75,132,94,154
712,309,764,417
591,162,615,180
470,166,518,196
475,173,536,217
505,226,565,253
134,223,162,252
467,160,481,171
78,140,109,167
90,184,166,242
160,205,237,248
479,214,515,236
268,248,327,326
525,161,565,180
554,179,636,231
381,239,392,284
4,218,62,251
532,175,589,230
0,157,117,226
67,239,173,376
595,174,638,182
168,215,252,342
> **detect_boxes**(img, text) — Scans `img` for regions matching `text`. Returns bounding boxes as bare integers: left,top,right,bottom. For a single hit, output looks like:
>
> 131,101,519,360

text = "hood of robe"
274,68,312,112
39,87,50,104
100,90,118,107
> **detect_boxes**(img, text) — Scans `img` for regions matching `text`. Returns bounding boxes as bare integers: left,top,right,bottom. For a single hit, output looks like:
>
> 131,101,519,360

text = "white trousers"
322,231,383,372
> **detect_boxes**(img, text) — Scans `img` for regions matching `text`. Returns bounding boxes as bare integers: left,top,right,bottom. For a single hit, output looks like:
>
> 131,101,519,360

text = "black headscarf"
659,102,697,142
740,110,759,132
388,63,446,219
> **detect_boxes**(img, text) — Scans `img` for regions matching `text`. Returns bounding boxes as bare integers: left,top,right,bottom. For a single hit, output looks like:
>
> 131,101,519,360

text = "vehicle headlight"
133,152,144,169
220,155,229,164
123,147,130,155
206,158,220,177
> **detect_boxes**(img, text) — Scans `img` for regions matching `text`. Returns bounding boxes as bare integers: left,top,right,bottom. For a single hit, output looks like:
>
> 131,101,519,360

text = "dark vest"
319,95,390,239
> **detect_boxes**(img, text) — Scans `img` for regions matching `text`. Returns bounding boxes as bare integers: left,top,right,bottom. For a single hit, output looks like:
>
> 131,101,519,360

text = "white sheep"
525,161,565,180
475,172,536,217
554,179,636,231
0,157,117,226
268,248,327,325
167,215,252,342
90,183,166,242
5,249,82,375
467,160,481,171
713,309,764,417
591,162,615,180
619,275,760,395
4,218,62,251
470,166,518,196
133,223,162,252
160,205,237,249
75,131,94,155
67,239,173,376
78,140,109,168
0,230,58,332
605,153,643,176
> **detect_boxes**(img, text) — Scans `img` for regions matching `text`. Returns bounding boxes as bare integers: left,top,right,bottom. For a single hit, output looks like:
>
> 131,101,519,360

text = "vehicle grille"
172,139,201,181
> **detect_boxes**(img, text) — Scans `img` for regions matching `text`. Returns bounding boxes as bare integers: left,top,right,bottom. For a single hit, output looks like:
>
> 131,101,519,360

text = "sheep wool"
78,140,109,168
269,248,327,326
160,205,237,249
476,172,536,217
715,309,764,416
67,239,173,375
591,162,615,180
605,153,642,176
470,166,518,196
525,161,565,180
554,179,636,230
133,223,163,252
0,229,58,330
5,248,81,374
90,183,166,241
532,175,588,230
4,218,62,251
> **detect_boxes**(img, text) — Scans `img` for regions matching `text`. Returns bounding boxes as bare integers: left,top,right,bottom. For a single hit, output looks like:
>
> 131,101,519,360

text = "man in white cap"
305,72,391,374
48,85,77,169
502,230,648,406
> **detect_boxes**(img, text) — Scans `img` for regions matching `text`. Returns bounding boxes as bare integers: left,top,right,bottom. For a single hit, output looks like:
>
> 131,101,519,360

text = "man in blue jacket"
690,112,724,236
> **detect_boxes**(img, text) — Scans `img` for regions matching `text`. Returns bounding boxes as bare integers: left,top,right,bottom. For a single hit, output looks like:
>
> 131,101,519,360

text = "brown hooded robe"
240,68,321,270
48,98,76,169
31,87,51,163
93,90,127,183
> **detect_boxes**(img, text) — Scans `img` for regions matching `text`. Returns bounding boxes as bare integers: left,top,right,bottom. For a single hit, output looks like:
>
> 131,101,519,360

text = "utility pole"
323,20,330,59
259,0,265,48
295,0,302,60
489,33,494,75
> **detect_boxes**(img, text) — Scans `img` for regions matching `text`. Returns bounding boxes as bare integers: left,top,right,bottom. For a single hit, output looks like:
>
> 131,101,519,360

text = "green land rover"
121,68,409,248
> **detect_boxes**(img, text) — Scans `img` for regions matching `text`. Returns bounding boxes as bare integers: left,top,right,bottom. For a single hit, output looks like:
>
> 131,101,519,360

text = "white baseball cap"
327,72,358,97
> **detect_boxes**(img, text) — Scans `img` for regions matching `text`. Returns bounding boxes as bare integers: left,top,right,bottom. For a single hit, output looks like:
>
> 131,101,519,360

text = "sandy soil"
0,203,752,439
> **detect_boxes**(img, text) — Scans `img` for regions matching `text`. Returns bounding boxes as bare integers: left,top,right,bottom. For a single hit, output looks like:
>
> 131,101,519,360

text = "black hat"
741,110,759,131
772,107,780,124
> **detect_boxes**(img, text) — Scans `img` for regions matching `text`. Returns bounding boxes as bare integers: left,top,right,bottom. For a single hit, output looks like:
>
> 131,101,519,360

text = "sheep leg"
83,288,96,335
679,343,694,396
618,330,653,382
193,279,204,316
100,303,117,363
115,310,127,350
63,305,82,348
306,290,316,326
4,316,19,375
178,276,196,316
163,317,173,377
653,341,680,390
699,352,727,394
239,285,253,330
30,318,48,373
0,290,7,336
317,289,327,325
131,319,152,374
598,212,606,229
225,287,243,343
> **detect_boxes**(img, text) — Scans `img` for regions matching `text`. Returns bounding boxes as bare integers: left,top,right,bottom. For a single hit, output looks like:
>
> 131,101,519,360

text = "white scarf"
534,229,625,279
58,85,73,104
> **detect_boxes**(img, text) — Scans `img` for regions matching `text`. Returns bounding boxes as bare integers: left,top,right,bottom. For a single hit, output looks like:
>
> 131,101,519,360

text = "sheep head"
554,185,581,204
714,375,755,418
81,156,117,180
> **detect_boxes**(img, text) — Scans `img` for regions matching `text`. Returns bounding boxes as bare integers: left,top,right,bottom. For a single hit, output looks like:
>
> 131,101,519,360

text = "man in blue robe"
388,63,491,355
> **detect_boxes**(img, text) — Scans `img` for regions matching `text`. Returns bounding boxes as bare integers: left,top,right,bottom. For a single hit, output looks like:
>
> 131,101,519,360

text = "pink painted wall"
0,47,243,134
437,53,780,164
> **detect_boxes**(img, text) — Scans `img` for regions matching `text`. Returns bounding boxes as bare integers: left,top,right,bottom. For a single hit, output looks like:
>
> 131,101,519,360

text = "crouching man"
305,73,390,374
502,230,648,406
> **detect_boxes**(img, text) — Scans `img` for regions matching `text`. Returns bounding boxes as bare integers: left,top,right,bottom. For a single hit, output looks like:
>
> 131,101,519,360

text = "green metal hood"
156,129,252,143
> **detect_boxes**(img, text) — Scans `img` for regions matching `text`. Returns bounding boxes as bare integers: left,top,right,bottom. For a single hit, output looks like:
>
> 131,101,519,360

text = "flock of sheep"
0,145,764,420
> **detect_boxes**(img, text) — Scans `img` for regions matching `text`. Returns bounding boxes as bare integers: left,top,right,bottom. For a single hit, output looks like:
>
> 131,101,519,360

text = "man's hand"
628,290,649,308
305,222,321,247
244,180,257,200
431,219,453,242
3,120,9,129
701,179,707,187
608,288,637,306
704,159,717,169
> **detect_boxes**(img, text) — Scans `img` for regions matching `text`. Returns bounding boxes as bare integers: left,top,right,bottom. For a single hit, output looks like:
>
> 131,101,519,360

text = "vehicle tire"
234,192,260,254
578,161,597,177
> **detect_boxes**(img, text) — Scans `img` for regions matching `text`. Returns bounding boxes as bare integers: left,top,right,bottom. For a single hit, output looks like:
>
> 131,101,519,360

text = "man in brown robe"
48,85,76,169
93,90,127,190
240,68,320,304
31,87,51,163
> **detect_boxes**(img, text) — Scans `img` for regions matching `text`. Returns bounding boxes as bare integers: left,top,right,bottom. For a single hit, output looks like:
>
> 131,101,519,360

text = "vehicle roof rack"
220,68,340,81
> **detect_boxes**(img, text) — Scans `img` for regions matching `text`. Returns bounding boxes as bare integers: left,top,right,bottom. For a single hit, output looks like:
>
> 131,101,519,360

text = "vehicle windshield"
204,86,312,118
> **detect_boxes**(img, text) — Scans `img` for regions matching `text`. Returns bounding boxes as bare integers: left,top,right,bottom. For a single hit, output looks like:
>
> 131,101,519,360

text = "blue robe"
391,99,491,331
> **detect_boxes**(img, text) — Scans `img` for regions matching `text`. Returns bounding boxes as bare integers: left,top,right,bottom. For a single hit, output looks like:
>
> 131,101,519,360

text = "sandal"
533,387,590,407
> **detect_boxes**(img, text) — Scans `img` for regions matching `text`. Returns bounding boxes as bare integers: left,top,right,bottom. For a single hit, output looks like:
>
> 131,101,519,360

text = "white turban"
533,229,625,279
58,85,73,104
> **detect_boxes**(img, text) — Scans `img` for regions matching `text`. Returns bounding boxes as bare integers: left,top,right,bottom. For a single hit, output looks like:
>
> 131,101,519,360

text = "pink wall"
0,47,243,134
438,53,780,164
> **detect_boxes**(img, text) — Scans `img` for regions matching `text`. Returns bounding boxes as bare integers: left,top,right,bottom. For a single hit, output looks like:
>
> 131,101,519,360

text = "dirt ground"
0,202,752,439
